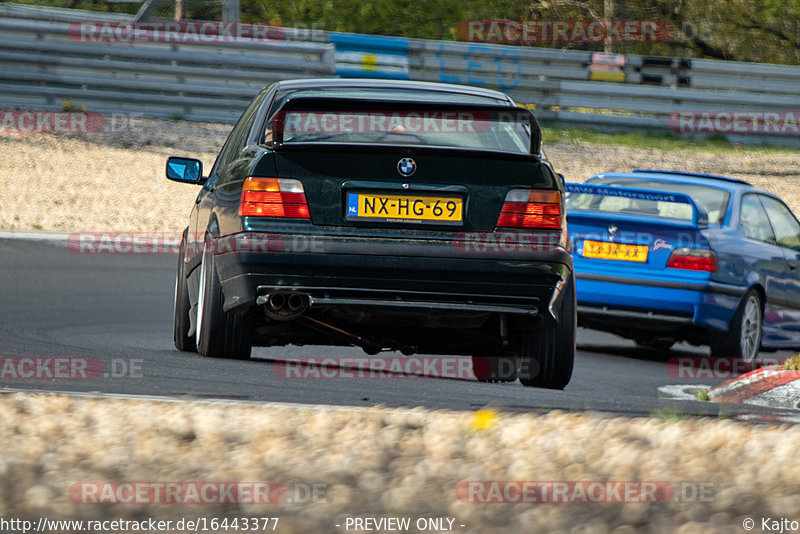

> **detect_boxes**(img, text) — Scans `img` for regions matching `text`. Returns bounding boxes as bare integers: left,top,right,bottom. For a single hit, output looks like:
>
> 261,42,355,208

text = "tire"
173,235,197,352
471,354,519,383
196,241,252,360
710,289,762,368
519,275,576,389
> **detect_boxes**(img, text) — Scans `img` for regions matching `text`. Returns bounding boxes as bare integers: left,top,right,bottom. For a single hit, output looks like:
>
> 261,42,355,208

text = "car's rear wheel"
196,241,252,360
471,354,519,383
519,275,575,389
710,289,762,367
173,234,196,353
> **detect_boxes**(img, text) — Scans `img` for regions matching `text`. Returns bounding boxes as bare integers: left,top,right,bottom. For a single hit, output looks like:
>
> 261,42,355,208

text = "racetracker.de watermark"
0,111,155,135
668,111,800,135
273,356,485,380
452,232,563,254
456,19,674,44
68,20,287,43
70,482,326,504
67,233,322,255
0,357,142,380
0,111,103,135
69,231,716,256
272,110,499,135
667,356,791,380
69,233,183,254
456,481,714,504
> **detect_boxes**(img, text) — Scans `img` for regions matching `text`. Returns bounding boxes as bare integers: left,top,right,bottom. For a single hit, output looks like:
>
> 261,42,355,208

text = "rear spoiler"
265,96,542,155
565,182,709,228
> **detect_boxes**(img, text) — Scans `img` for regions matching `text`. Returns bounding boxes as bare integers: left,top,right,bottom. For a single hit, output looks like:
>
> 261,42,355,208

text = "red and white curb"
658,365,800,412
707,366,800,410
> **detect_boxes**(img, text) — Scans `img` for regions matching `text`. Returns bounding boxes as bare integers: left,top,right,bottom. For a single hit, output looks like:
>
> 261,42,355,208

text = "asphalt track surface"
1,235,797,420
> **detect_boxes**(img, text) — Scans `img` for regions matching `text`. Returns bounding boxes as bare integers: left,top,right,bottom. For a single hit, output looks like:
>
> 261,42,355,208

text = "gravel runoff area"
1,117,799,232
2,392,800,533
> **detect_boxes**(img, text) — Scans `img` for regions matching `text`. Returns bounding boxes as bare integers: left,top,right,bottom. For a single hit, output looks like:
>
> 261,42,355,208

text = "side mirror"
166,156,204,185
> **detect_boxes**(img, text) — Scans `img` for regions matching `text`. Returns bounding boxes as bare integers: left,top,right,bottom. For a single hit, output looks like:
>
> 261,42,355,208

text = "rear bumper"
210,231,572,322
575,272,746,333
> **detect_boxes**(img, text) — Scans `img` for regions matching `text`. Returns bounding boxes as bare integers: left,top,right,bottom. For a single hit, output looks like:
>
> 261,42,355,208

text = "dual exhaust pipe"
262,291,310,320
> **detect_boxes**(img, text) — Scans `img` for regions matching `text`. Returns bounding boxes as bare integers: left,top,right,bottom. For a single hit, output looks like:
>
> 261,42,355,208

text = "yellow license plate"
582,240,648,262
346,192,463,224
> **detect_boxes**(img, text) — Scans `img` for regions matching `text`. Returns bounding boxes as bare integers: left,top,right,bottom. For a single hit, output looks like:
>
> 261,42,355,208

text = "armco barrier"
1,2,800,145
0,12,336,122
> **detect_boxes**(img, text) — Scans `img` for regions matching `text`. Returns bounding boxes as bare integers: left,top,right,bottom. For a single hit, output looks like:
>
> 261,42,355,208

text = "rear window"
566,177,730,225
268,89,531,154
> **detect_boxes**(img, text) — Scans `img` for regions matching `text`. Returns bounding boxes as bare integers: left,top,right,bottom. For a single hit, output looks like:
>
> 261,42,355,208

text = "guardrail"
0,10,335,122
332,35,800,144
1,2,800,145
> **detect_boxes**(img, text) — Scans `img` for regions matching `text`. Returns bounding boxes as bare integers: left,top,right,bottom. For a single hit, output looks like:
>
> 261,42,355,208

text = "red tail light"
497,189,562,229
666,248,718,272
239,177,310,219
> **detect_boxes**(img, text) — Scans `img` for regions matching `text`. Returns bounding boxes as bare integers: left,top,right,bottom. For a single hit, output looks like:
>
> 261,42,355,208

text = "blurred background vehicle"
566,169,800,366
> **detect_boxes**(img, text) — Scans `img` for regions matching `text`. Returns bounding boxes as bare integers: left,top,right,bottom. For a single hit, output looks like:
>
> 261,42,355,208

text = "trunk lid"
565,183,711,272
268,145,554,232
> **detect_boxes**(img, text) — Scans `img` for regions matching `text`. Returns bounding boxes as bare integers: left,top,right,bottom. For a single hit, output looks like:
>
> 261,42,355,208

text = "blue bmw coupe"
566,169,800,365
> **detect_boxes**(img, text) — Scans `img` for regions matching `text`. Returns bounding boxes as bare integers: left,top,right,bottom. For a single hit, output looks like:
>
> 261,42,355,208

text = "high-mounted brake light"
496,189,562,229
666,248,718,272
239,177,310,219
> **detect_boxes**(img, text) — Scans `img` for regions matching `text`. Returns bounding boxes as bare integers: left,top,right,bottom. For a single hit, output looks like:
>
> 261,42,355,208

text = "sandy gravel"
0,120,227,233
1,117,799,233
1,393,798,533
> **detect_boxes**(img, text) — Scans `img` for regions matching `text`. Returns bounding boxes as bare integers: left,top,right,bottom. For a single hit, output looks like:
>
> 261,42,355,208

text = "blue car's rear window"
566,177,730,225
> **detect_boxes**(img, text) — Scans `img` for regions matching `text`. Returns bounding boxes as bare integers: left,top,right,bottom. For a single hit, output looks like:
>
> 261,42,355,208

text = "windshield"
566,177,731,225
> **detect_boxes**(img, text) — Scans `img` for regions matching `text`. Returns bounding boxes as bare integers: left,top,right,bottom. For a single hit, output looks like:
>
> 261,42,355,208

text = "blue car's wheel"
711,289,762,366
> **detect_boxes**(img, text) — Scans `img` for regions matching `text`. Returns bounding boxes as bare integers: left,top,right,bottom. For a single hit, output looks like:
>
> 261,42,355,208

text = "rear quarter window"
740,194,777,244
759,195,800,249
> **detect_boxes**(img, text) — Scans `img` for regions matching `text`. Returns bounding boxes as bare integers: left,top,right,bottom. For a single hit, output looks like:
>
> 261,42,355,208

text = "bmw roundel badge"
397,157,416,177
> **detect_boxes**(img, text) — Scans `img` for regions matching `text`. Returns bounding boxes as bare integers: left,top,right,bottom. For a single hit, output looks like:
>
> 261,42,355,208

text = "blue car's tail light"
666,247,718,272
239,177,310,219
497,189,562,229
